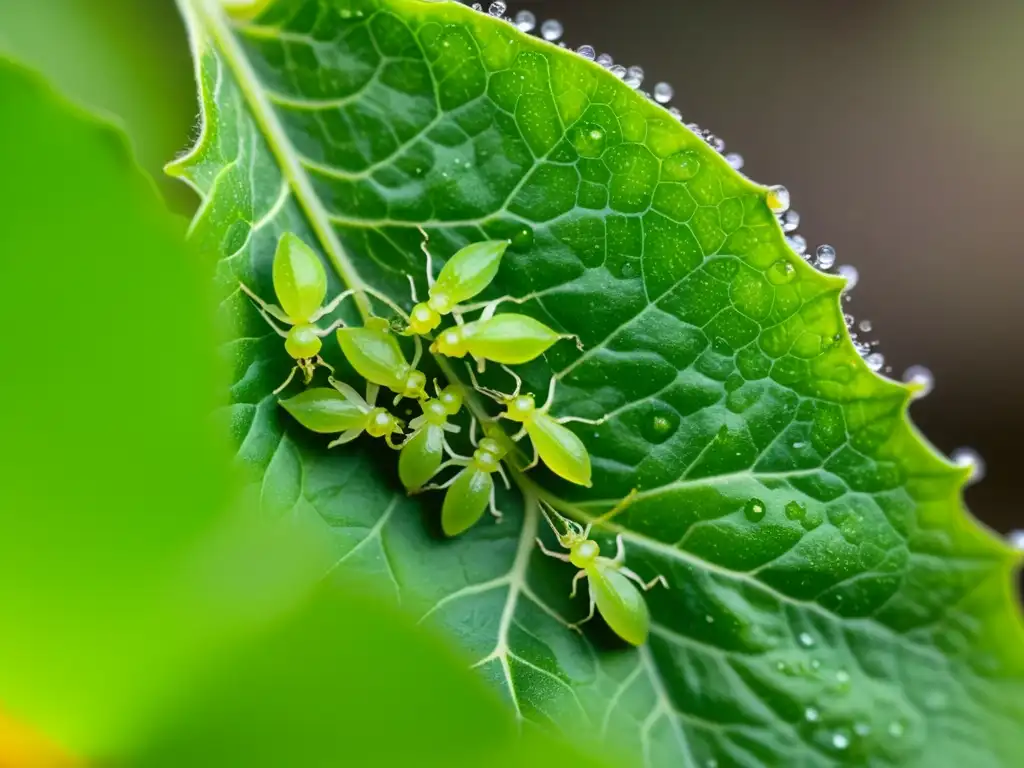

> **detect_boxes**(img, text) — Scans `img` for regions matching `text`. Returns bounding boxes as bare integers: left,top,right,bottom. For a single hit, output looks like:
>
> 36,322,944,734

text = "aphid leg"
251,304,290,337
315,356,336,375
488,486,504,523
510,425,528,442
620,566,669,592
498,364,524,398
495,462,511,491
417,226,435,289
406,274,420,303
568,593,597,631
612,533,625,564
314,318,347,336
384,432,403,450
475,355,487,375
522,440,540,471
442,437,470,460
272,366,299,396
416,463,470,494
238,281,291,323
328,428,364,448
309,288,357,323
569,569,587,599
410,334,424,369
299,358,317,384
535,538,571,563
469,415,480,447
465,363,508,404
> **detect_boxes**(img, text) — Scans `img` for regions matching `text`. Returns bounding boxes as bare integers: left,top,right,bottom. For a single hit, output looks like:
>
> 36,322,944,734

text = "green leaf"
170,0,1024,765
0,54,612,768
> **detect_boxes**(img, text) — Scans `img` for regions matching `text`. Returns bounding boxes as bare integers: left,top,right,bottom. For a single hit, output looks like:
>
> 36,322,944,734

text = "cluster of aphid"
240,231,667,645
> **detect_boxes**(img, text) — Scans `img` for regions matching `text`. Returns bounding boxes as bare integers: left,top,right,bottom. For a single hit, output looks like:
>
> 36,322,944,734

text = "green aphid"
536,501,667,647
336,317,428,405
472,367,606,488
405,230,510,335
279,377,403,449
398,384,464,491
238,232,358,393
418,434,511,537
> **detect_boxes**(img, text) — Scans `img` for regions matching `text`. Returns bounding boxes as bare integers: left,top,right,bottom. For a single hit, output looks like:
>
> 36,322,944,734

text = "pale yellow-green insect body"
536,505,667,646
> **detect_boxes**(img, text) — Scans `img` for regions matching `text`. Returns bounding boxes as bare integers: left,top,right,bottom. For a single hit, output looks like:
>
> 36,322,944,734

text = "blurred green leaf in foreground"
0,57,612,768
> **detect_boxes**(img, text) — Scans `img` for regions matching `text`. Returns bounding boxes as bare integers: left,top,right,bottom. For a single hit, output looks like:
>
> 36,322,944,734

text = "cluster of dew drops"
466,1,998,500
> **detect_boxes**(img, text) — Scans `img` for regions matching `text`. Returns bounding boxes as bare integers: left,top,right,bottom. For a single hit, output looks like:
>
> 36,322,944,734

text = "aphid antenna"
538,500,584,545
406,274,421,304
237,280,291,324
417,226,436,288
498,364,524,398
465,362,511,404
588,489,640,529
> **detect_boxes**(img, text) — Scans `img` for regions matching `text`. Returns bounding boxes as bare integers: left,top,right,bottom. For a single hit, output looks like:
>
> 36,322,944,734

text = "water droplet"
725,152,744,170
512,9,535,31
668,106,683,121
864,352,885,372
653,81,674,103
835,670,851,690
837,264,858,291
924,690,947,711
787,234,807,255
797,631,814,648
596,52,613,68
858,319,873,333
744,498,767,522
540,19,563,41
487,1,506,16
663,150,700,181
620,261,637,279
625,65,645,88
810,659,821,670
577,45,596,61
854,722,872,737
815,244,837,270
705,760,718,768
805,706,820,722
706,134,725,153
705,614,715,623
610,64,627,79
801,509,823,531
767,260,796,285
781,209,800,232
766,185,791,213
901,364,934,399
510,225,534,250
832,732,850,750
785,501,807,521
572,124,606,158
471,2,482,10
951,447,985,484
640,410,678,444
1009,530,1024,551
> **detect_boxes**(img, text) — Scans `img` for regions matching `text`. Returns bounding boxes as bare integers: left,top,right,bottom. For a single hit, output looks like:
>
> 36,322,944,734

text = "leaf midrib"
183,0,562,730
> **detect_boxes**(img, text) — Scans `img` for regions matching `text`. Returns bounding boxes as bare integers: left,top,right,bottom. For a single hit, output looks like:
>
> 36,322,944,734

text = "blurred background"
1,0,1020,535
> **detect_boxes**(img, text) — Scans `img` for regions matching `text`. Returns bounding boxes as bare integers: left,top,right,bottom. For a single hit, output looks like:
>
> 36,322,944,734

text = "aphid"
279,377,403,449
398,383,464,491
418,433,511,537
536,502,667,646
430,302,580,372
471,368,605,487
405,231,510,335
336,317,428,405
238,232,355,393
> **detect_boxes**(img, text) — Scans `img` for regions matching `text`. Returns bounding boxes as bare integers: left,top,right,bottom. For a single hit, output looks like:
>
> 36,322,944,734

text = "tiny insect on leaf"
272,232,327,323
